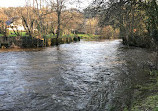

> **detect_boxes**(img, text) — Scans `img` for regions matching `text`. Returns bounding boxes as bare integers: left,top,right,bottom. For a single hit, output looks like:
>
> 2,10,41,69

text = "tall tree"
91,0,157,46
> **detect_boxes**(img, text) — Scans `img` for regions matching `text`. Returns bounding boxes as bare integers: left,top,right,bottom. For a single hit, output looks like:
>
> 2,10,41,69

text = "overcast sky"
0,0,93,9
0,0,25,7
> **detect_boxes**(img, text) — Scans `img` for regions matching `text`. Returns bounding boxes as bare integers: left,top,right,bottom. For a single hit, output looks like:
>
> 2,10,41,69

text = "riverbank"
0,34,101,48
0,36,80,48
130,69,158,111
121,56,158,111
122,34,158,111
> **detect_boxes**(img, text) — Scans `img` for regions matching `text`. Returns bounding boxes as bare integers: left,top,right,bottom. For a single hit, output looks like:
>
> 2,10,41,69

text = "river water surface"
0,40,155,111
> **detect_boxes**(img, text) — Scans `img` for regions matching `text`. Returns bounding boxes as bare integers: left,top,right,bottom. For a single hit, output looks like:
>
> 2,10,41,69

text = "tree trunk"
56,9,61,45
119,0,126,43
131,2,135,40
156,43,158,70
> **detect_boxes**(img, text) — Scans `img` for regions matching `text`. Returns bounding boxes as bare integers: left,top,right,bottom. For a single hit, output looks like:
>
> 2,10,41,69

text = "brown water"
0,40,155,111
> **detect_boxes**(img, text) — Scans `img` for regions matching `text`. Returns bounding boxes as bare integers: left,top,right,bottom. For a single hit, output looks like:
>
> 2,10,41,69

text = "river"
0,40,156,111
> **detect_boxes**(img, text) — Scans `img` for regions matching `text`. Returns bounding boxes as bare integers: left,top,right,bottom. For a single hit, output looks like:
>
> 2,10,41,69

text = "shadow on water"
0,48,45,53
0,39,156,111
85,44,155,111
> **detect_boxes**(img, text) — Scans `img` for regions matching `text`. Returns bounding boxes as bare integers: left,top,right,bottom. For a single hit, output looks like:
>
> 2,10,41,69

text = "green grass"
132,95,158,111
9,34,17,37
20,32,27,36
46,34,78,38
45,33,100,39
46,34,57,38
9,31,27,37
1,32,101,39
77,34,100,38
0,34,3,37
131,70,158,111
0,31,27,37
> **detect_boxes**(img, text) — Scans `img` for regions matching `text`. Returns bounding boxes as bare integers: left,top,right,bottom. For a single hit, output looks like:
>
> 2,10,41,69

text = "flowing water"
0,40,155,111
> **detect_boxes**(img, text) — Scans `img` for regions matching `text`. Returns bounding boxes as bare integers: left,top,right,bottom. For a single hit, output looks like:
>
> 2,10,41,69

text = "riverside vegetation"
0,0,158,110
85,0,158,110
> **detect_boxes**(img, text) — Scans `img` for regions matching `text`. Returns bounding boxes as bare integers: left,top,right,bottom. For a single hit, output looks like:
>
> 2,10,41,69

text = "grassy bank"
0,33,101,48
45,33,100,39
0,32,27,37
0,33,101,39
129,70,158,111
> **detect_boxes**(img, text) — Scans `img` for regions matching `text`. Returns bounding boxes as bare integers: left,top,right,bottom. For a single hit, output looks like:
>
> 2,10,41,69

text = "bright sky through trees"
0,0,25,7
0,0,93,9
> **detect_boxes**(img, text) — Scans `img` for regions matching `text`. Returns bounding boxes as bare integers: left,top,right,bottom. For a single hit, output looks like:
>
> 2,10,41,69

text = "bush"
101,26,119,39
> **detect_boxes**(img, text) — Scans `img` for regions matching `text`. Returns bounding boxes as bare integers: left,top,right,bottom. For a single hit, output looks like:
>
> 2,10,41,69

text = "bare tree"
48,0,83,45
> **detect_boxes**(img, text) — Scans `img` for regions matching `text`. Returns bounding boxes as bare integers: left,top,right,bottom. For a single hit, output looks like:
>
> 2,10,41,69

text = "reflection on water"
0,40,155,111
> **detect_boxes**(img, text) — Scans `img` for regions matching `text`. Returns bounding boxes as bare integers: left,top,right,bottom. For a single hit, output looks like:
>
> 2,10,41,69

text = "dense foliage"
89,0,158,47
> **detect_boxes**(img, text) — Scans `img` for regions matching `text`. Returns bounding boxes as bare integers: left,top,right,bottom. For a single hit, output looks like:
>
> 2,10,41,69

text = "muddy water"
0,40,155,111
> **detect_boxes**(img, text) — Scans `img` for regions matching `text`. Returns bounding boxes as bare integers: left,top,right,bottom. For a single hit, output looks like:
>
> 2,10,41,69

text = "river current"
0,40,155,111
